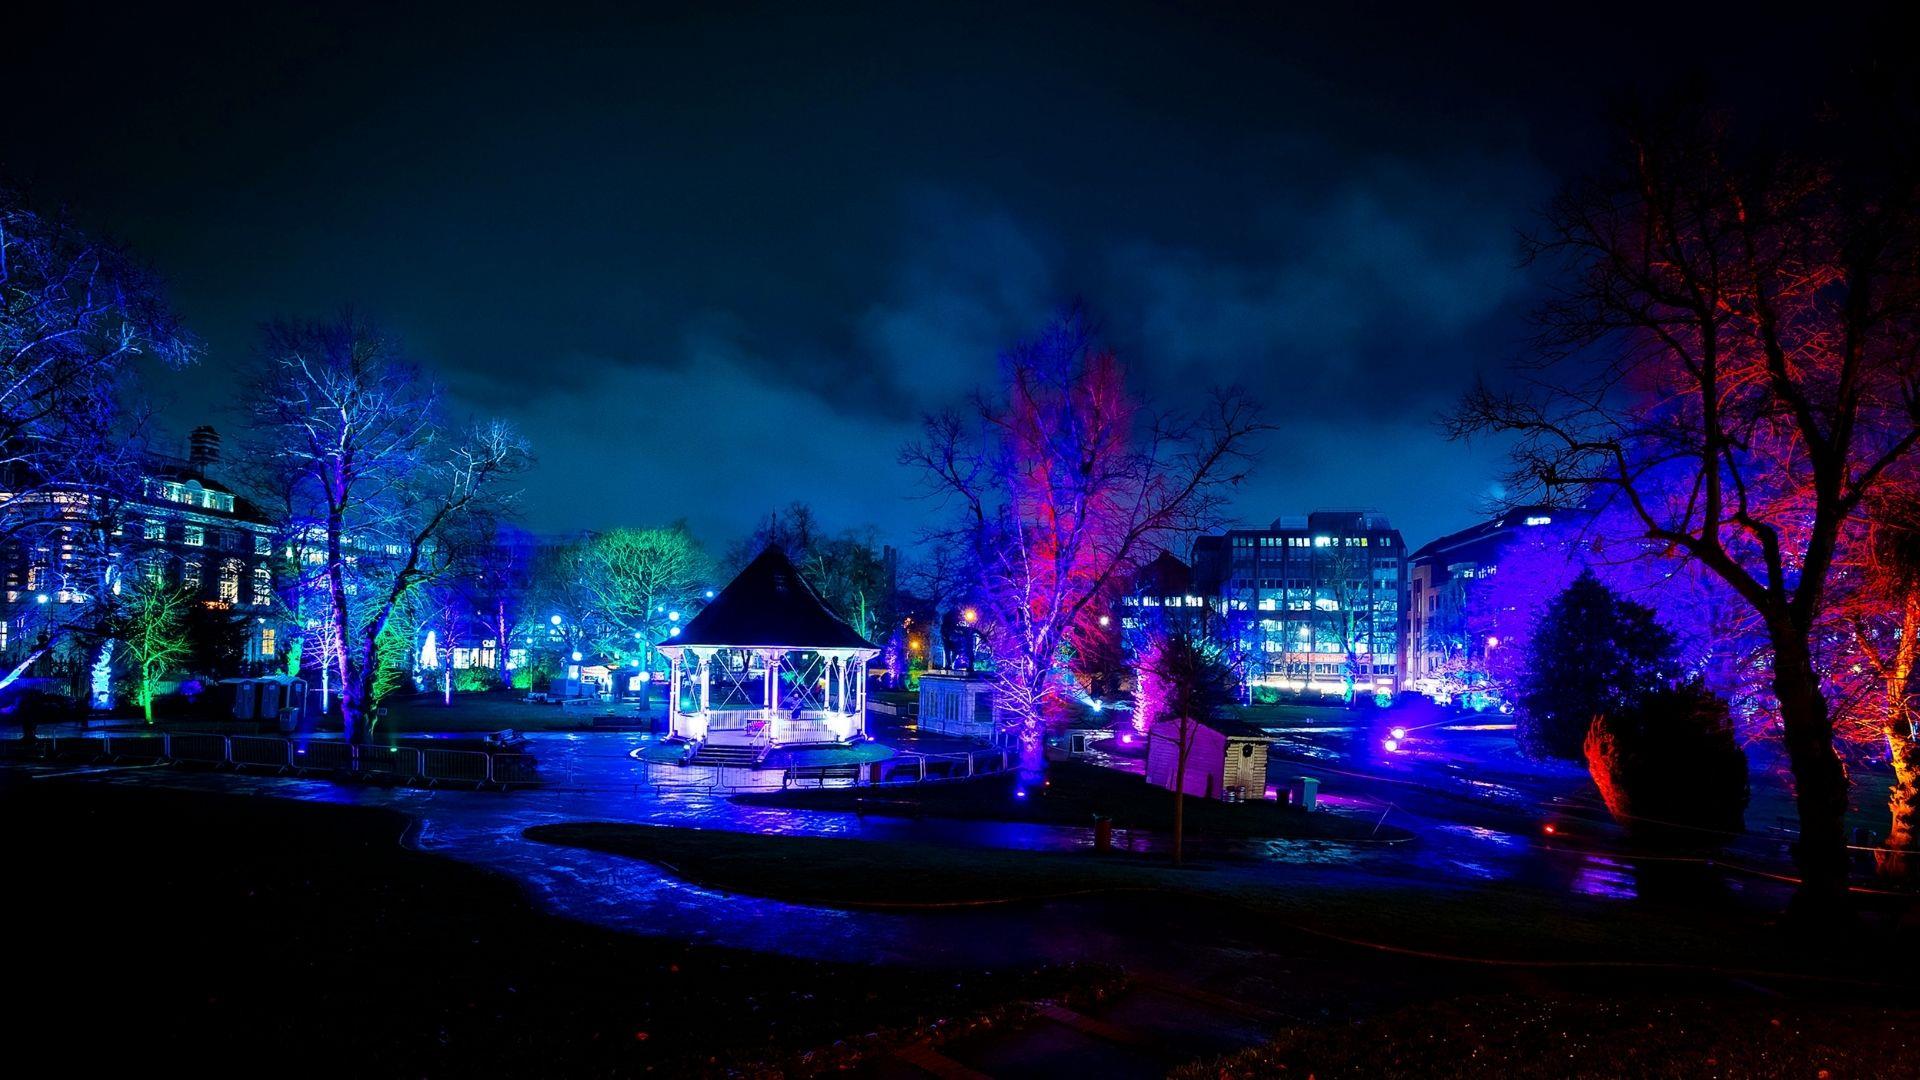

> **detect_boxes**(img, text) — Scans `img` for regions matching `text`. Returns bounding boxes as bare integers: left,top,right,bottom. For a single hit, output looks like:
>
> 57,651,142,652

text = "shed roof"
666,545,879,652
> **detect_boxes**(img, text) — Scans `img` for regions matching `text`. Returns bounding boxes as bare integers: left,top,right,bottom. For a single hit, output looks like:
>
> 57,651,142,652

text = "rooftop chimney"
188,425,221,473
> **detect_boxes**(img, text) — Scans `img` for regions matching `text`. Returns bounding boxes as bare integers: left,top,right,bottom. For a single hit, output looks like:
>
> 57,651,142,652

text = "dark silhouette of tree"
1452,91,1920,913
1520,570,1679,761
1585,679,1749,848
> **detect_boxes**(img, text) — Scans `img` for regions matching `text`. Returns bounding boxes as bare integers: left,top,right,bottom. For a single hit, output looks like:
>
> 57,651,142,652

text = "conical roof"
666,545,879,651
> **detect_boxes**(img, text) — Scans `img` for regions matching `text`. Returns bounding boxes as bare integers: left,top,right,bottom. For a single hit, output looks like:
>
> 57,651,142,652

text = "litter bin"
1289,776,1319,812
1092,813,1113,852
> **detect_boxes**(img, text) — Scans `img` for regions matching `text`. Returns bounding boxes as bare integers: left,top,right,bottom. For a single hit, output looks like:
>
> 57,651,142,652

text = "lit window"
254,534,271,554
184,526,204,547
145,520,166,541
253,566,272,606
260,627,276,657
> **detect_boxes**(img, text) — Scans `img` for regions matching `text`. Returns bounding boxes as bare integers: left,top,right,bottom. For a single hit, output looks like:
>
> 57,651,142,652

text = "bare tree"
904,310,1267,761
119,576,192,723
2,189,194,691
247,315,528,741
1451,97,1920,914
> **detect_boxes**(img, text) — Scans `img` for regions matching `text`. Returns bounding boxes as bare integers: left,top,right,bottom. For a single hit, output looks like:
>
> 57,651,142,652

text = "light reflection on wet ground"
17,720,1800,965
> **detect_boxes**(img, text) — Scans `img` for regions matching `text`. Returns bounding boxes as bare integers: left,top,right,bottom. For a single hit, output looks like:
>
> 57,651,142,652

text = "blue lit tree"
245,315,528,741
1,187,196,693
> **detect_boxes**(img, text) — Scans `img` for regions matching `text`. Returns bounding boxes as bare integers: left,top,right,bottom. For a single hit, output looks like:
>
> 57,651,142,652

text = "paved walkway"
14,719,1882,1075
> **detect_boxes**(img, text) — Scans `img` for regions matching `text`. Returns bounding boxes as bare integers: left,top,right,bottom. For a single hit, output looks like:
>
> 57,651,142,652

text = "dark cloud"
4,1,1883,551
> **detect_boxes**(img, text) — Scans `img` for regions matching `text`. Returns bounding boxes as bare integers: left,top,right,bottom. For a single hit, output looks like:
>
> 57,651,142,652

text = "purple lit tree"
904,310,1265,765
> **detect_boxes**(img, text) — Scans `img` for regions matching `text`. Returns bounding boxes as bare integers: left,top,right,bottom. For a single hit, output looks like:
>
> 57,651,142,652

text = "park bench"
486,729,530,753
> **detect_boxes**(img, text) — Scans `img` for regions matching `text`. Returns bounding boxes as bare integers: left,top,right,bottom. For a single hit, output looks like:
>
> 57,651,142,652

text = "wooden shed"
1145,716,1270,802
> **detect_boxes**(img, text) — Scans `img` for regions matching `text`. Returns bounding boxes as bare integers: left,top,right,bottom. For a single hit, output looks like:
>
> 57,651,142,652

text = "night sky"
4,3,1879,552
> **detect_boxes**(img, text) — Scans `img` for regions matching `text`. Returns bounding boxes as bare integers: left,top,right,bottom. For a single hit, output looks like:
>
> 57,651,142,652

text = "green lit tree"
120,578,192,722
580,525,715,701
1519,570,1679,760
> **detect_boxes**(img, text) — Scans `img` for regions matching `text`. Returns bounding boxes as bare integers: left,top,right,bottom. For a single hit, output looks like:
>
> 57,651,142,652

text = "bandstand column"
765,649,780,710
697,651,711,712
668,654,681,732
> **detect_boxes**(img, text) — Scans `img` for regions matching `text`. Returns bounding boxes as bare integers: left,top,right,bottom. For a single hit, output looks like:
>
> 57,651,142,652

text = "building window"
181,559,201,591
144,520,166,541
252,566,272,607
184,525,204,547
219,559,243,605
254,534,271,555
260,627,276,657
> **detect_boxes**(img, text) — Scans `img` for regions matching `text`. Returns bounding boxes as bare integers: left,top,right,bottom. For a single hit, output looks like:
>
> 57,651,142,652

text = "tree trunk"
325,501,367,741
1173,722,1191,866
1880,734,1920,879
495,602,510,686
1772,630,1852,919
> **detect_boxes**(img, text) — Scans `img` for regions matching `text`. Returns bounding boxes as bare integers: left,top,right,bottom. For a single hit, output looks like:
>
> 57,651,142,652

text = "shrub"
454,667,503,693
1584,679,1748,847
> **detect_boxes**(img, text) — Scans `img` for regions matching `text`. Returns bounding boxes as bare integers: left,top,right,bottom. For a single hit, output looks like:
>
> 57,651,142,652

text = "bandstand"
657,546,879,749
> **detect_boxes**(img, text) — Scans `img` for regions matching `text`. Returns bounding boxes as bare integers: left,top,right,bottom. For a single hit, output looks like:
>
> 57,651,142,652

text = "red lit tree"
905,310,1265,759
1453,97,1920,914
1832,488,1920,878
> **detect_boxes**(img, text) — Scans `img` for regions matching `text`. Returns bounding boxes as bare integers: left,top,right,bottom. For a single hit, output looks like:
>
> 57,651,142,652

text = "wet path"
17,722,1798,967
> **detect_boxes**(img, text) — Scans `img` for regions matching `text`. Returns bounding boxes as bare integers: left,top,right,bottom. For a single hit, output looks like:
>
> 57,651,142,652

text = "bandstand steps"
689,744,763,767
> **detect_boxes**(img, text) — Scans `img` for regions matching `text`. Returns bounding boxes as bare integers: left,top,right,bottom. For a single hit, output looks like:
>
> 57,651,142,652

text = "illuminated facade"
1,426,282,670
1403,505,1567,704
1202,510,1407,697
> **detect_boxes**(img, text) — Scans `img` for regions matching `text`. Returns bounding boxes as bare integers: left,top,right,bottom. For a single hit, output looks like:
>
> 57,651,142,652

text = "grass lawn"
734,759,1411,842
5,776,1110,1076
528,823,1915,976
375,689,652,733
1173,992,1919,1079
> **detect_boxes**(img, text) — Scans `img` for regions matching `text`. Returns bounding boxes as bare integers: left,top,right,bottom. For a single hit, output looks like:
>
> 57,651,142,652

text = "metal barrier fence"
0,734,537,790
421,748,490,787
230,736,293,771
168,733,230,764
490,754,541,787
106,734,166,761
639,745,1017,792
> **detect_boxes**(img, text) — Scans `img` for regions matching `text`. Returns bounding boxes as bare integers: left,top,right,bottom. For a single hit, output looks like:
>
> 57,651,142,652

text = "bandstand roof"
666,545,879,652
